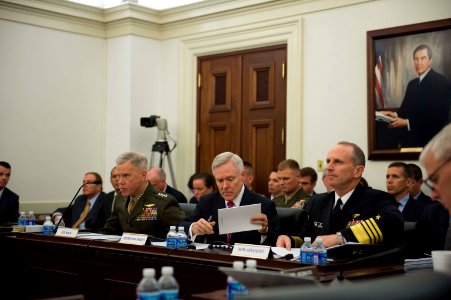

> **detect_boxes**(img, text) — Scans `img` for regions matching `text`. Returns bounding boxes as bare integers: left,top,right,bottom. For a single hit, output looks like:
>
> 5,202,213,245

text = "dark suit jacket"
57,192,113,232
103,191,116,212
402,195,427,222
397,68,450,147
102,184,185,239
181,186,279,246
166,185,187,203
0,187,19,225
297,184,404,247
416,191,433,204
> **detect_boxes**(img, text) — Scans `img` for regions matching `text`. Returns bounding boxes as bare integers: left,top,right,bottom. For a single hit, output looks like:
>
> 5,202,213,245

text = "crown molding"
0,0,373,39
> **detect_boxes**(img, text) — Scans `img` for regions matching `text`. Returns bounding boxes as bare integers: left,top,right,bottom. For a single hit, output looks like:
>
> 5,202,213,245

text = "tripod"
150,141,177,188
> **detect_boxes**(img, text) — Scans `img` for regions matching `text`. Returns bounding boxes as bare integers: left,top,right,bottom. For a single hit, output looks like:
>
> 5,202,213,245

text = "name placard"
55,227,78,238
119,232,148,245
231,243,271,260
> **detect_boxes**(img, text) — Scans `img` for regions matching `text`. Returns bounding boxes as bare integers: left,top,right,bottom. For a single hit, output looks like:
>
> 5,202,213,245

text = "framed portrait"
367,18,451,160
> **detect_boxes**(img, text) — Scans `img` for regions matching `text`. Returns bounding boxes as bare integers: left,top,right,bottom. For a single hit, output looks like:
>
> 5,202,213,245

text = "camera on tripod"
140,115,160,128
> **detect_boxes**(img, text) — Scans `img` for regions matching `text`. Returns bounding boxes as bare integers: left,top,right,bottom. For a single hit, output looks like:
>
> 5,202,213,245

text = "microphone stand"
53,181,96,233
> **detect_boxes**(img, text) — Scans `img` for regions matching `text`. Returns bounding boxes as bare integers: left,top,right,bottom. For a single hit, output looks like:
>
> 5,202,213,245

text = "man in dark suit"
381,44,450,148
181,152,279,246
102,152,185,239
277,142,404,249
386,162,428,222
104,166,122,212
420,123,451,250
147,167,187,203
407,163,433,204
0,161,19,225
53,172,113,232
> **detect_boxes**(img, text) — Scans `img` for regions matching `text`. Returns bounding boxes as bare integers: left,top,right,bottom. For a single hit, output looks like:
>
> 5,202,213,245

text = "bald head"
147,167,167,192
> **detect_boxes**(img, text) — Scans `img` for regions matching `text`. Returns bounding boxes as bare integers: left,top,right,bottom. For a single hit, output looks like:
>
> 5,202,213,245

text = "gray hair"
116,151,148,170
337,141,366,166
420,123,451,164
413,44,432,59
211,152,244,174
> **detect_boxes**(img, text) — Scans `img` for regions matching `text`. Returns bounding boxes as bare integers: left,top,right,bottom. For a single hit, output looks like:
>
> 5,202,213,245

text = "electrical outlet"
317,160,323,172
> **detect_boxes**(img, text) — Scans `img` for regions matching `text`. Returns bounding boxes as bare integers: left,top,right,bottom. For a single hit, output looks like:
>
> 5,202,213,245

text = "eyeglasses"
423,156,451,191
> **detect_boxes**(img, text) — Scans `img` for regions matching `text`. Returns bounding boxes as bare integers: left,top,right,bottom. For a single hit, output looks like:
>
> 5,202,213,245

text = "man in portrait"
381,44,450,148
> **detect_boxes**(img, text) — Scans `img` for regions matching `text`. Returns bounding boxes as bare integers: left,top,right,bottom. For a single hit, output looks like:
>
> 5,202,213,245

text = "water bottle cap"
315,237,323,243
45,216,51,220
170,225,176,230
161,266,174,275
304,237,311,242
246,259,257,268
233,261,244,270
143,268,155,277
178,226,184,231
20,211,25,215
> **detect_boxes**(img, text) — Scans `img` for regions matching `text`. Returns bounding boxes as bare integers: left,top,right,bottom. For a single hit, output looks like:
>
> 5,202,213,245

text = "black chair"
179,203,196,217
276,208,307,236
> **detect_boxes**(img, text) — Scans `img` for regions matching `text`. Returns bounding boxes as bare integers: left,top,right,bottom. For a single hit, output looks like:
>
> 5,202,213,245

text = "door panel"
197,46,287,195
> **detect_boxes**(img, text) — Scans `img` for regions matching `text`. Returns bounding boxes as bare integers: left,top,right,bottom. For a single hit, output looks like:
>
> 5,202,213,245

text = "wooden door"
197,46,287,195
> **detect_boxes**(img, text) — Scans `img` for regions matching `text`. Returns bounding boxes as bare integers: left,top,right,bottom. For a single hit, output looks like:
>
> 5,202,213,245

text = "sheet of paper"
218,203,261,234
271,247,300,260
76,234,122,241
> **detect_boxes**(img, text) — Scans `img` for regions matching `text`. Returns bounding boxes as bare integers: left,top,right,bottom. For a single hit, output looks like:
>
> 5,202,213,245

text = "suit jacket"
397,69,450,147
181,186,279,246
294,184,404,247
103,191,116,212
58,192,113,232
0,187,19,225
416,191,433,205
101,184,185,239
166,185,188,203
402,195,428,222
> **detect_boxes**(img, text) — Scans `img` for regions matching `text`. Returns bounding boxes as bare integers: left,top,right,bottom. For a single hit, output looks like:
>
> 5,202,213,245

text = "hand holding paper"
218,203,261,234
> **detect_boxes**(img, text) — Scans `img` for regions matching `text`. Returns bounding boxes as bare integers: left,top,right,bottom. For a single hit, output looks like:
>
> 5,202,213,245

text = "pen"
207,215,213,222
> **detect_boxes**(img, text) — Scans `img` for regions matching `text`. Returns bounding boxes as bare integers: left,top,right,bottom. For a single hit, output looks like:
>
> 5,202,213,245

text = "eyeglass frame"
423,156,451,191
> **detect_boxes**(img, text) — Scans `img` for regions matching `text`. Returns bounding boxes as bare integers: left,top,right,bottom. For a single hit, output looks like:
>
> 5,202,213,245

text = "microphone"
53,180,102,233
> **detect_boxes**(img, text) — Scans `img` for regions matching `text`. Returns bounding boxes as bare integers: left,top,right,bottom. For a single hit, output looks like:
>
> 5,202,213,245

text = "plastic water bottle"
227,261,248,299
158,266,179,300
42,216,54,235
313,237,327,265
137,268,160,300
176,226,187,249
18,211,27,226
300,237,314,264
166,226,177,249
28,211,36,225
245,259,257,272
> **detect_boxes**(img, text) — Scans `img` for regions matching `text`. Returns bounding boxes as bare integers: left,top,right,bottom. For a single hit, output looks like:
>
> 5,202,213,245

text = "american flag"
374,55,384,109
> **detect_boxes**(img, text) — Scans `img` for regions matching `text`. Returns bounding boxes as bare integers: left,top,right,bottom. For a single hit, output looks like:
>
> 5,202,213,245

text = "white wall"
0,19,106,212
1,0,450,213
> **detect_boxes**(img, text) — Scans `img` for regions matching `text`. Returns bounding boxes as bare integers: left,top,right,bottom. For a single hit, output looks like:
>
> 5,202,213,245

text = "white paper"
271,246,301,259
218,203,261,234
76,233,122,241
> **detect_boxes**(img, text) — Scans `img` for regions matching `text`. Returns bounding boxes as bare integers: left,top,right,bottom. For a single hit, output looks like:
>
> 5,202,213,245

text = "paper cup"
431,250,451,275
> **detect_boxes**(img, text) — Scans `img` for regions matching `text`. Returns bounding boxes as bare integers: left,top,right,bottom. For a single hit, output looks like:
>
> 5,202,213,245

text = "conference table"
0,232,405,300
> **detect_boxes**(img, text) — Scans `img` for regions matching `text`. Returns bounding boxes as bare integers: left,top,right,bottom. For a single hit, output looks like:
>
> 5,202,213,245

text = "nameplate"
231,243,271,260
55,227,78,238
119,232,148,245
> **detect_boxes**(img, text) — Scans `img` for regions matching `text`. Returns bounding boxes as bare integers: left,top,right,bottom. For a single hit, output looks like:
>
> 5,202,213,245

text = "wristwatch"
336,232,345,245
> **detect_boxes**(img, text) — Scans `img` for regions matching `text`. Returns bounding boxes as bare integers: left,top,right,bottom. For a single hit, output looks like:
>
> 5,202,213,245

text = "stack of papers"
404,257,432,271
76,233,122,241
375,111,395,123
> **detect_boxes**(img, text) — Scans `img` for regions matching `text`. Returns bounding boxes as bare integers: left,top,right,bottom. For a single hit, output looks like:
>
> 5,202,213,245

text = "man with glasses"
420,123,451,250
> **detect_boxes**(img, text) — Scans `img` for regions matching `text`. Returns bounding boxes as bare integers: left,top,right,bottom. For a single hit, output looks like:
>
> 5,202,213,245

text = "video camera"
140,115,160,128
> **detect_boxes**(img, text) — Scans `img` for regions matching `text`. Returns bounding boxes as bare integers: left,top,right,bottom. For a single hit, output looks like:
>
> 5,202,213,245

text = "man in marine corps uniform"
277,142,403,249
101,151,185,239
273,159,310,208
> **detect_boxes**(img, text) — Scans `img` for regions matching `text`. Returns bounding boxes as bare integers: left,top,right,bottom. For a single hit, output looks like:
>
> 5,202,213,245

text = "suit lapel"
322,193,335,232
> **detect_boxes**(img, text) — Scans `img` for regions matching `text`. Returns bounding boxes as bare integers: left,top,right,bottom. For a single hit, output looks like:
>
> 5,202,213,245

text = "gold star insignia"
376,215,381,220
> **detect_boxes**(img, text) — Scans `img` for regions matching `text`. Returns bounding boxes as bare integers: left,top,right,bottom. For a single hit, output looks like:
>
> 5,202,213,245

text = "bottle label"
137,292,160,300
227,281,248,299
166,237,176,249
160,289,179,300
176,238,187,249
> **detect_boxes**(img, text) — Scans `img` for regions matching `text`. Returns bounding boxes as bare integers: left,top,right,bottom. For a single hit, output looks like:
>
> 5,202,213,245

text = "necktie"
330,198,342,233
226,201,235,245
128,197,137,214
72,199,90,229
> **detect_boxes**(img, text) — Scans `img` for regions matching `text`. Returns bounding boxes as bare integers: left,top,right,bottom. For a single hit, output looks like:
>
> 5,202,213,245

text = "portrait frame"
367,18,451,160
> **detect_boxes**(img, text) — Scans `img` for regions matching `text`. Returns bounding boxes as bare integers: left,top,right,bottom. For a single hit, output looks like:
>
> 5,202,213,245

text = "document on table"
76,233,122,241
218,203,261,234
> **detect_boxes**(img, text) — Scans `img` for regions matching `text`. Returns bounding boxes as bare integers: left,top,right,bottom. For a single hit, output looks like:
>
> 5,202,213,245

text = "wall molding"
0,0,372,38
